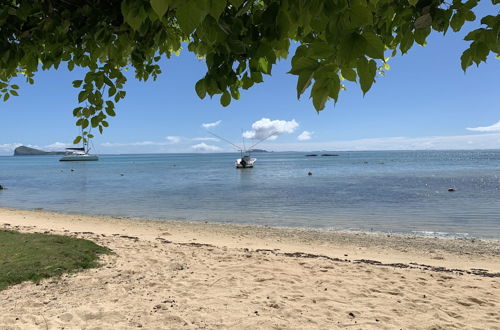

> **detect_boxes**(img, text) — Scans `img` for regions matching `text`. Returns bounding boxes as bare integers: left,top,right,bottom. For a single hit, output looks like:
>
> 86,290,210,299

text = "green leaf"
91,117,100,128
363,32,385,59
328,74,341,103
11,84,19,90
289,57,319,75
10,90,19,96
150,0,169,18
251,71,263,83
121,0,146,30
81,119,89,129
230,88,240,100
220,90,231,106
73,136,82,145
338,33,367,64
3,93,10,101
177,0,209,34
415,13,432,29
229,0,243,7
73,107,83,116
408,0,419,6
106,106,116,117
464,10,476,22
311,79,329,111
78,91,87,103
208,0,226,19
242,75,254,89
400,32,414,54
349,0,373,27
314,64,339,80
341,67,357,82
258,57,270,74
72,80,83,88
357,57,376,95
450,13,465,32
108,86,117,97
296,71,313,99
195,79,207,99
414,27,430,45
461,49,473,71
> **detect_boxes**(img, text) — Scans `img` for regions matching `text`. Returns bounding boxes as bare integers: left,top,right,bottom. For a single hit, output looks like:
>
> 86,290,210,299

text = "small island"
305,153,339,157
14,146,66,156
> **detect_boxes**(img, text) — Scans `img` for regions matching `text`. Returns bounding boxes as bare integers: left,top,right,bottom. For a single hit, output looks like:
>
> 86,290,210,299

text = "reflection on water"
1,150,499,238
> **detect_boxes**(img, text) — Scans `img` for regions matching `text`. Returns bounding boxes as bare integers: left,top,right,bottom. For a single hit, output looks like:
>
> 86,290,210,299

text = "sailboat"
59,137,99,162
207,130,276,169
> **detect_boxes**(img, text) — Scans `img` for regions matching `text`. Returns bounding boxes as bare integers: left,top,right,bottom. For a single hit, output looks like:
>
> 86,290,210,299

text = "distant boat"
59,147,98,161
236,155,256,168
207,130,276,169
59,137,99,162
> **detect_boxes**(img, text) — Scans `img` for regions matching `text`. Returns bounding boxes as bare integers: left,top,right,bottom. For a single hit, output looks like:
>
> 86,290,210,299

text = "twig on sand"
210,277,225,286
41,314,48,330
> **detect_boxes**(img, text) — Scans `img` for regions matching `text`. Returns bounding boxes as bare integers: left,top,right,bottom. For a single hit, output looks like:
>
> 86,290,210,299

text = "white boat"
208,129,276,169
59,147,98,162
236,155,256,168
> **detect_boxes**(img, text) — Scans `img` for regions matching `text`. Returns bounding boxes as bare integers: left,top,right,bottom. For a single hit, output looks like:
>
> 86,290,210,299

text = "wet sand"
0,207,499,329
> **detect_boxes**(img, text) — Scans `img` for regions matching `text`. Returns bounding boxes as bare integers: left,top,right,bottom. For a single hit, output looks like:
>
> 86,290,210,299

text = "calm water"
1,151,499,238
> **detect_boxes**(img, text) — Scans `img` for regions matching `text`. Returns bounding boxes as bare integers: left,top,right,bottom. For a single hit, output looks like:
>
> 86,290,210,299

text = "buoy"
448,188,455,192
0,184,4,190
308,171,312,176
70,169,74,172
120,173,124,176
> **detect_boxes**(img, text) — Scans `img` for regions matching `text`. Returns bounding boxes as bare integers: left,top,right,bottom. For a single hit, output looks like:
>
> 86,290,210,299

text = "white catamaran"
59,138,99,162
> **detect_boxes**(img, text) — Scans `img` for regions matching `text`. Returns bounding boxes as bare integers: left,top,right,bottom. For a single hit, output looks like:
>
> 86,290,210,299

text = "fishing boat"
236,154,256,168
207,130,275,169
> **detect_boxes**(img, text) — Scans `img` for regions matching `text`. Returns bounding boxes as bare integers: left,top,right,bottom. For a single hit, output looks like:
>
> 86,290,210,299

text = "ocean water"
1,150,499,239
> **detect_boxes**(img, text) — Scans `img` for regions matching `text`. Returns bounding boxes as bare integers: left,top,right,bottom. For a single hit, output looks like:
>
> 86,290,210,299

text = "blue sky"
1,3,499,155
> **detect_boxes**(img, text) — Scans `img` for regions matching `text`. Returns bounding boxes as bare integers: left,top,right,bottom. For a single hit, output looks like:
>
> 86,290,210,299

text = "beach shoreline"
1,207,499,329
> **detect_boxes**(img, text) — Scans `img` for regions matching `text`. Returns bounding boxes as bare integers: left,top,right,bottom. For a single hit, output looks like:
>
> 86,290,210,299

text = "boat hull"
235,157,256,168
59,155,99,161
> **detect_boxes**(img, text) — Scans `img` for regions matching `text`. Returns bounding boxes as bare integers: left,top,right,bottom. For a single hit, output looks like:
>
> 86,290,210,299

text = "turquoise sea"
1,150,499,239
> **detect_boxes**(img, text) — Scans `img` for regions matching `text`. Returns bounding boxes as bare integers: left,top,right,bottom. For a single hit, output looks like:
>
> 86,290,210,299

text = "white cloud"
165,136,182,143
242,118,299,140
0,143,22,155
192,137,219,142
101,141,169,147
466,121,500,132
265,133,500,151
297,131,313,141
202,120,222,129
43,142,71,150
191,143,222,152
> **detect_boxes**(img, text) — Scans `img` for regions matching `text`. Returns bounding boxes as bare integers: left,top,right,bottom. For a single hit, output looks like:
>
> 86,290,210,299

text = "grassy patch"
0,230,109,291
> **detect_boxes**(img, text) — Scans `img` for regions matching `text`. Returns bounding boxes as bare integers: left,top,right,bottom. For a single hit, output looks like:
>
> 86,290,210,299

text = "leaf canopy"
0,0,498,141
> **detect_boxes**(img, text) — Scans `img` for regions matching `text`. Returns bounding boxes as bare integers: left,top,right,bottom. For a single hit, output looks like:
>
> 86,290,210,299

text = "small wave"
411,231,470,239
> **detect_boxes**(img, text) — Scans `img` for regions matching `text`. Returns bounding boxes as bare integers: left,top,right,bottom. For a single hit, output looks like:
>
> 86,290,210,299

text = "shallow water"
1,150,499,238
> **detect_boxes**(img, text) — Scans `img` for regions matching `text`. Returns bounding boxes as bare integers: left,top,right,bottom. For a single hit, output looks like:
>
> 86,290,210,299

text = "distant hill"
248,149,268,153
14,146,66,156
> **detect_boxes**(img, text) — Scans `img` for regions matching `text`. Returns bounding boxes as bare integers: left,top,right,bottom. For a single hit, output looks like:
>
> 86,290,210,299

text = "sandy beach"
0,207,499,329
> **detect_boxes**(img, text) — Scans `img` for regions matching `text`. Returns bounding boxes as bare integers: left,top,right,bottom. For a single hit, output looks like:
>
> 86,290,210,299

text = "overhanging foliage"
1,0,498,143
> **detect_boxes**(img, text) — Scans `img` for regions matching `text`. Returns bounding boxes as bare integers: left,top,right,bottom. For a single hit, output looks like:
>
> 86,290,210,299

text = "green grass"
0,230,110,291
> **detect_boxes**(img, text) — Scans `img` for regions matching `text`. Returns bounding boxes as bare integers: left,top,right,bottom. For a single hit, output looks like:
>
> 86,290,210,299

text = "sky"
1,3,499,155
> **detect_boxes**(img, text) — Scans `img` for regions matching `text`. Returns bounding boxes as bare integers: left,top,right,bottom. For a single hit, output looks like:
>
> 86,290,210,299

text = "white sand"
0,207,499,329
